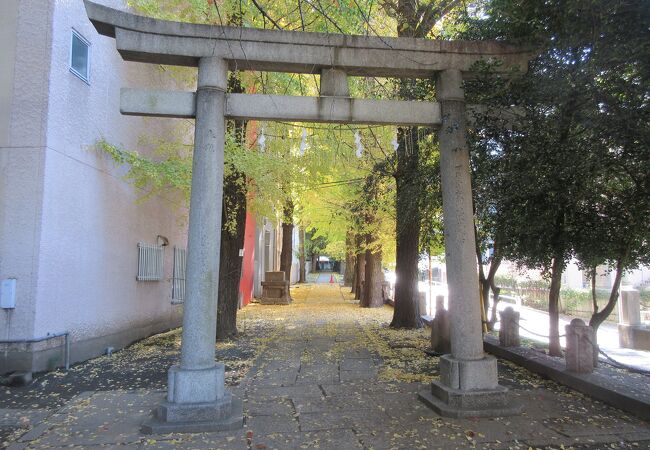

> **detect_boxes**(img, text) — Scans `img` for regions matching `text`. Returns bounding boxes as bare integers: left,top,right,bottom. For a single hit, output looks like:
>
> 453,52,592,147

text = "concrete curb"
484,335,650,421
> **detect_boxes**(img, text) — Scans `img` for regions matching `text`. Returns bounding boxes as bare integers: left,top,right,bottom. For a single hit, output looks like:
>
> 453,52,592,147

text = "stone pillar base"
141,395,243,434
142,363,243,433
259,297,292,305
619,324,650,351
167,364,225,403
418,355,522,418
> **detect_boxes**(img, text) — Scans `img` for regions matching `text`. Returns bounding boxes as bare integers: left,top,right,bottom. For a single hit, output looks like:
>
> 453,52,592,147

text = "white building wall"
562,260,584,290
623,266,650,290
251,218,305,295
253,221,264,298
290,225,300,284
0,0,54,353
253,218,277,298
2,0,188,372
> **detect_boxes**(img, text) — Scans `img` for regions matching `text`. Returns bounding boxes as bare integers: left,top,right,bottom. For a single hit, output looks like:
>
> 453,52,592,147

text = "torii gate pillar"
418,69,522,417
142,57,243,433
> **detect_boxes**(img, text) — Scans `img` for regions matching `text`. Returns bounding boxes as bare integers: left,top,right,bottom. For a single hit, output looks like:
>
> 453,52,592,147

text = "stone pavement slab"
245,413,300,434
245,384,323,401
340,368,378,382
340,358,377,371
243,397,294,417
0,410,49,429
342,348,375,359
299,409,390,433
293,395,376,415
254,428,363,450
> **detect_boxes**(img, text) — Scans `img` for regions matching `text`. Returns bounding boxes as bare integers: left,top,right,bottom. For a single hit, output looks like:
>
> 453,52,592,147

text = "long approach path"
2,282,649,449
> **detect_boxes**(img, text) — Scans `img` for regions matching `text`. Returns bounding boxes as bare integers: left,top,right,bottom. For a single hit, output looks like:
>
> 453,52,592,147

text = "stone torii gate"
85,1,531,432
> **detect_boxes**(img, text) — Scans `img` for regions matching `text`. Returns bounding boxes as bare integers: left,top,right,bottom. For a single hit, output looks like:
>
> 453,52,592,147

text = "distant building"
495,259,650,292
561,261,650,292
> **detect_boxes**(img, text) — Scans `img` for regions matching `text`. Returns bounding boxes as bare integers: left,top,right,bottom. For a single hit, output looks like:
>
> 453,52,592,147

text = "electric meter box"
1,278,17,309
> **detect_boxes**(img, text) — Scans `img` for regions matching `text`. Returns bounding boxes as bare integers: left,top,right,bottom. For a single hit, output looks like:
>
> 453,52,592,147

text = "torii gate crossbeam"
85,1,530,77
84,0,529,433
120,90,442,126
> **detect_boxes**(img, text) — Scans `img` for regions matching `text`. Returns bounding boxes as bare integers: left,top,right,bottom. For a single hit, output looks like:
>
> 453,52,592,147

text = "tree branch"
417,0,460,37
303,0,346,33
250,0,283,30
298,0,306,31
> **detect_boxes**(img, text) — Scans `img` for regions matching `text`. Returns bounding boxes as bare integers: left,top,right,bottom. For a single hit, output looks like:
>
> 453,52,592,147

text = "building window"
264,230,272,273
137,243,164,281
172,247,187,303
70,30,90,83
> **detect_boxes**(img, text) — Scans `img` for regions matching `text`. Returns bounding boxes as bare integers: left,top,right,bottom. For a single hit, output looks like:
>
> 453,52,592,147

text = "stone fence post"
499,307,520,347
565,318,595,374
435,295,445,314
431,300,451,354
618,288,650,351
619,288,641,326
418,292,428,316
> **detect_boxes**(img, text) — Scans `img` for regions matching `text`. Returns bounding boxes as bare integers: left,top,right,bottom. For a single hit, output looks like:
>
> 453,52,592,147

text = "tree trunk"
475,228,503,331
298,225,306,283
477,243,490,324
390,124,422,329
479,278,490,330
488,286,502,330
354,251,366,301
216,72,247,342
280,201,294,282
350,233,361,293
388,0,441,328
344,252,355,286
589,253,627,365
589,258,625,332
486,255,503,330
548,256,564,357
344,231,355,286
362,242,384,308
590,266,598,315
428,253,433,301
486,245,504,330
216,181,246,341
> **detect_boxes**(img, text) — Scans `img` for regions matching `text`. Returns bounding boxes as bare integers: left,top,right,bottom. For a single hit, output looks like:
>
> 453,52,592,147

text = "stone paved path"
313,272,339,284
3,283,650,449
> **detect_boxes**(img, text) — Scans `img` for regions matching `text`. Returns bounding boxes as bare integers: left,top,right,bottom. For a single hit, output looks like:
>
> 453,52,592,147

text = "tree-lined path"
313,272,340,284
3,283,649,449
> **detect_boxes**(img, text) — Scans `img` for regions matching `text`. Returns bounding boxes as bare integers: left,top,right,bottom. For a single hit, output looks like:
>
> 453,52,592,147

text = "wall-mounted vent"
137,243,164,281
172,246,187,303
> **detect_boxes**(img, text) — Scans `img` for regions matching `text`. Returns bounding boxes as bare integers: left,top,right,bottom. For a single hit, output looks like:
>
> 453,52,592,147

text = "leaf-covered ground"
0,325,262,411
2,281,649,449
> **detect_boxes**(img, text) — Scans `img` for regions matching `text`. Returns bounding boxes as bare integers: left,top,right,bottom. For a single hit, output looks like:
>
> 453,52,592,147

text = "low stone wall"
483,335,650,421
1,313,183,374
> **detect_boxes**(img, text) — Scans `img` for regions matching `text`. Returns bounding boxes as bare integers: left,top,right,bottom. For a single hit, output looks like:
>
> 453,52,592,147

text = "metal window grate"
137,243,164,281
172,246,187,303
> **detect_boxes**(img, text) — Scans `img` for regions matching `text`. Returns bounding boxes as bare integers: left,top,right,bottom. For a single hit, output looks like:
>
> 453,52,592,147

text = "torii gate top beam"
84,1,530,78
